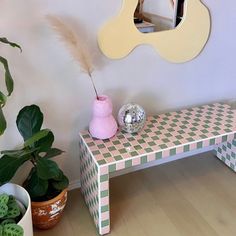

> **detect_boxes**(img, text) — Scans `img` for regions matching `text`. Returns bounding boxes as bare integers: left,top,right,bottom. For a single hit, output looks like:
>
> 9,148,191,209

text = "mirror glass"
134,0,185,33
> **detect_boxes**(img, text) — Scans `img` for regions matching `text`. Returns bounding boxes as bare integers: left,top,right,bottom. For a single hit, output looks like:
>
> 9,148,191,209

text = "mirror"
134,0,185,33
98,0,211,63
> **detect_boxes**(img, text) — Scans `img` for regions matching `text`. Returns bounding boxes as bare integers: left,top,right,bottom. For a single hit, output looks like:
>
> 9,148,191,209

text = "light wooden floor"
34,152,236,236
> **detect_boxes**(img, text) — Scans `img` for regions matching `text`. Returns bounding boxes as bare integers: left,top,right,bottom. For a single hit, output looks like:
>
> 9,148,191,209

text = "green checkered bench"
79,103,236,235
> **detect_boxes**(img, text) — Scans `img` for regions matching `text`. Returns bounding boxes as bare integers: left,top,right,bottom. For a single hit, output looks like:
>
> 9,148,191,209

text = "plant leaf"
0,194,9,205
35,131,54,152
0,225,3,236
1,219,16,226
0,155,30,186
24,129,50,148
16,105,43,141
51,173,69,191
0,38,22,52
0,91,7,108
0,107,7,135
3,224,24,236
0,203,8,218
1,147,39,158
0,56,14,97
43,148,64,159
24,167,48,198
51,169,63,181
4,203,21,219
36,158,60,180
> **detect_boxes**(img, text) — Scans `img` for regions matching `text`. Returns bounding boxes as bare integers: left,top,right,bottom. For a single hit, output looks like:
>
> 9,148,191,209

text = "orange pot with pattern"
31,189,68,229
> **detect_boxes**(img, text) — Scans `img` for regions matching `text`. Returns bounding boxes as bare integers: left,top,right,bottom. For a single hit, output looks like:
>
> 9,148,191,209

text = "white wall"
0,0,236,186
143,0,174,19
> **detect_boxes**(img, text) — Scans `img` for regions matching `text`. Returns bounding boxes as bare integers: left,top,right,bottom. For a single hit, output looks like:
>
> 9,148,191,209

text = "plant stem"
30,159,37,167
30,153,37,167
89,72,99,100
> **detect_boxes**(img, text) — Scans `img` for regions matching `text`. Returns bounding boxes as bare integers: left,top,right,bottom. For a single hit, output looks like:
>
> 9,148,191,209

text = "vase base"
89,126,118,140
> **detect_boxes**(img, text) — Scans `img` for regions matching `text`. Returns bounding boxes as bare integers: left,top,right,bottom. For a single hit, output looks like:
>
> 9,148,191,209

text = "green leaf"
0,155,30,186
0,107,7,135
1,219,16,226
51,173,69,191
7,196,16,206
0,56,14,96
1,147,39,158
0,203,8,218
0,38,22,52
24,167,48,198
0,149,24,156
43,148,64,159
4,203,20,219
0,194,9,205
35,131,54,152
36,158,60,180
2,224,24,236
51,169,63,181
16,105,43,141
0,225,3,236
24,129,50,148
0,91,7,108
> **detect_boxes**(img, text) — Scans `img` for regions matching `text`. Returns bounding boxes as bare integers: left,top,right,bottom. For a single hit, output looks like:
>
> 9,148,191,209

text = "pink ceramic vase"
89,95,118,139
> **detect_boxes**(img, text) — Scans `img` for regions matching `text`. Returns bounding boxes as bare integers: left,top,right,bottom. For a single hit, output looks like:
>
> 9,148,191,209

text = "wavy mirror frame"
98,0,211,63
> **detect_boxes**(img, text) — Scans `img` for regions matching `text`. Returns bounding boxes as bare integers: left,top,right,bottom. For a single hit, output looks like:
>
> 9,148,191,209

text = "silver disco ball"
118,103,146,134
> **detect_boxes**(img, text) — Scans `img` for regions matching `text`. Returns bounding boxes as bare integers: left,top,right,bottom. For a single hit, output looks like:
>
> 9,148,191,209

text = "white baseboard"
228,99,236,109
69,147,213,191
68,179,81,191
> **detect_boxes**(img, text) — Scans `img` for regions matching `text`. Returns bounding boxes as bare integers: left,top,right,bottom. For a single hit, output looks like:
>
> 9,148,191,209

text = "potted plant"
0,183,33,236
0,37,21,135
0,104,69,229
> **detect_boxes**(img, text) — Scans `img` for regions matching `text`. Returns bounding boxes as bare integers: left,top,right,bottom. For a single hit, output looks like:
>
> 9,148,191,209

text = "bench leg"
214,140,236,172
80,141,110,235
98,166,110,235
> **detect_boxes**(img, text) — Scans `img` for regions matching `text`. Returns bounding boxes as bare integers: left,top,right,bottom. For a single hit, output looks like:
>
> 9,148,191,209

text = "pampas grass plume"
46,15,98,98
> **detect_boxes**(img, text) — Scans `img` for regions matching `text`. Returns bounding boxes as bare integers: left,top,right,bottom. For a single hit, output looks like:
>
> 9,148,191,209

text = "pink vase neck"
93,95,113,117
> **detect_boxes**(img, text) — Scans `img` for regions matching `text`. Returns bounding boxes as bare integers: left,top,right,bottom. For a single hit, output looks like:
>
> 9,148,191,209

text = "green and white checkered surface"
215,140,236,171
79,103,236,235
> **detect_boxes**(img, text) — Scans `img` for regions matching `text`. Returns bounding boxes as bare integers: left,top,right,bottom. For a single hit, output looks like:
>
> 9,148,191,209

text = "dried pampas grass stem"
47,15,98,99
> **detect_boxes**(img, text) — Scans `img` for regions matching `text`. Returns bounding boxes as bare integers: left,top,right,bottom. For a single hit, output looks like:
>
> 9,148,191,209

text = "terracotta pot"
31,188,68,229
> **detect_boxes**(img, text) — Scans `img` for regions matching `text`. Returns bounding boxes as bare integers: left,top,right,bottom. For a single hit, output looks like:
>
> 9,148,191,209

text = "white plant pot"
0,183,33,236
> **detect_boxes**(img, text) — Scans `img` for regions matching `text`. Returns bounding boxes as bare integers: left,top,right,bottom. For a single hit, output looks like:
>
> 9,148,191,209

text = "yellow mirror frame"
98,0,211,63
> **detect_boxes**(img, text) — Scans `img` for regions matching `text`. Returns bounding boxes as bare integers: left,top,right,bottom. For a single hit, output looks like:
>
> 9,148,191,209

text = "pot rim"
31,188,68,207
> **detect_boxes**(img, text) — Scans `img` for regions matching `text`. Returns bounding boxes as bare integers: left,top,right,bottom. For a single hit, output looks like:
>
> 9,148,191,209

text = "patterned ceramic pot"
31,188,68,229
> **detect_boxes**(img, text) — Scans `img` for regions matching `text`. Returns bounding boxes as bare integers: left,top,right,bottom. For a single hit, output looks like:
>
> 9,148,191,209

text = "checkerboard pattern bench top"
80,103,236,167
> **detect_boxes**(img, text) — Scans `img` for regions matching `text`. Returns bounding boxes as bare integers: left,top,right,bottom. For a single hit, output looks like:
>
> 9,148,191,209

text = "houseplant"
0,193,23,236
47,16,118,139
0,38,33,236
0,37,21,135
0,104,69,229
0,183,33,236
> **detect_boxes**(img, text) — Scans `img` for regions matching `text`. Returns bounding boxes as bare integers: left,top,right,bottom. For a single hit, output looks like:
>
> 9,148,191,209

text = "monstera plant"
0,37,21,135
